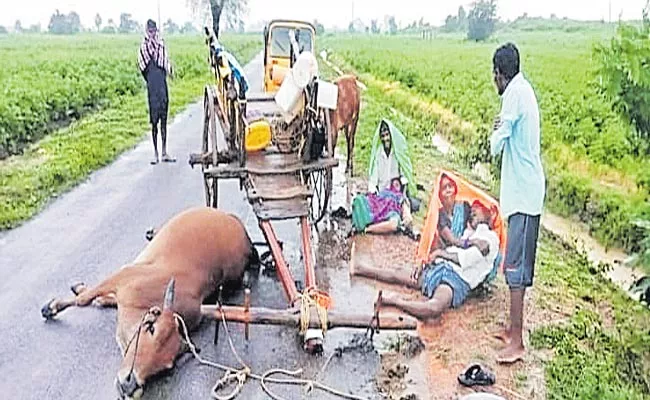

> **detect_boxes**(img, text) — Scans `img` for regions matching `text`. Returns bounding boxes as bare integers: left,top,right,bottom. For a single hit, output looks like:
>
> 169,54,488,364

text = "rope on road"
175,309,368,400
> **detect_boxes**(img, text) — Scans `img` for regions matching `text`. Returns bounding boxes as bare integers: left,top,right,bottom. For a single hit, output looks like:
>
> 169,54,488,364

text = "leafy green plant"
594,2,650,154
626,220,650,271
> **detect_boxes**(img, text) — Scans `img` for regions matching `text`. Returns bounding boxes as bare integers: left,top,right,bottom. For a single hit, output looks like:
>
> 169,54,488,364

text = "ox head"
116,278,183,399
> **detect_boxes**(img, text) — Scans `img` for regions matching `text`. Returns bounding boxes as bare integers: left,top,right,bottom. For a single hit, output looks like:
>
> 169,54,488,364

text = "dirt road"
0,53,391,400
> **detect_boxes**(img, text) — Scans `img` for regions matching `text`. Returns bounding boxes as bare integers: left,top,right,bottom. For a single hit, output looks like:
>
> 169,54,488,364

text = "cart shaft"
201,305,418,330
259,220,299,304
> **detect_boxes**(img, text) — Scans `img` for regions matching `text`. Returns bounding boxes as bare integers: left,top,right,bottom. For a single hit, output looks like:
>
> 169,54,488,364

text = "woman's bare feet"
497,343,525,364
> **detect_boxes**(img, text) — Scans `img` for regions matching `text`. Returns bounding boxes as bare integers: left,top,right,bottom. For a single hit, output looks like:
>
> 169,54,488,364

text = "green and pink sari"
352,188,405,232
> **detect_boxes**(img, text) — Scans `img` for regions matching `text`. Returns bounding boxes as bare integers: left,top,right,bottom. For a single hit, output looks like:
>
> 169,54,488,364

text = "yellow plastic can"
245,120,272,152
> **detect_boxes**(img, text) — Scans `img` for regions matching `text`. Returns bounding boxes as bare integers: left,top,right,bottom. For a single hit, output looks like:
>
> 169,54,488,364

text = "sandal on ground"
458,364,496,387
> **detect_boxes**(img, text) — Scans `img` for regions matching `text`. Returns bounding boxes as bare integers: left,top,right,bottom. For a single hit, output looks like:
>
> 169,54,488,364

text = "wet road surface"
0,53,387,399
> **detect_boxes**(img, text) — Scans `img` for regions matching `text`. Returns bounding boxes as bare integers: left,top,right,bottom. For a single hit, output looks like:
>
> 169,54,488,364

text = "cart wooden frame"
189,29,416,352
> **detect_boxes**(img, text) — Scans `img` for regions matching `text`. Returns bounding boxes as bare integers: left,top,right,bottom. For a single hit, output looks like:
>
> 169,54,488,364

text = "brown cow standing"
41,207,257,400
329,75,361,175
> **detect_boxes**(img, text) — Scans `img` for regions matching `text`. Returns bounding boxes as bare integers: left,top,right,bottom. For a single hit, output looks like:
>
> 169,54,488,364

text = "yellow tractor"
263,20,316,93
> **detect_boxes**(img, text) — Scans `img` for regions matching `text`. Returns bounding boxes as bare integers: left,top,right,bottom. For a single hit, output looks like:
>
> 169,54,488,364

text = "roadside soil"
320,172,553,400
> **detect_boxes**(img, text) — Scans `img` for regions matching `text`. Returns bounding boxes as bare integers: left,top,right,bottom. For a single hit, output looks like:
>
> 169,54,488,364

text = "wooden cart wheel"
309,167,332,224
203,89,219,208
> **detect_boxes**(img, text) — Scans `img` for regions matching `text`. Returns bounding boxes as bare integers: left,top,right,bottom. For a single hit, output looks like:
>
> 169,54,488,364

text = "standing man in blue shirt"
490,43,545,364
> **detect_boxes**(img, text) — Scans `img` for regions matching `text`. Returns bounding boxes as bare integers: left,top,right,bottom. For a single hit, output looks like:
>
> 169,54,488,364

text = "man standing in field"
490,43,545,363
138,19,174,165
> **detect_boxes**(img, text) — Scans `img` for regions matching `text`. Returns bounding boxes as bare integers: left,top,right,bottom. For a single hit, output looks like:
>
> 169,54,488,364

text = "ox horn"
163,277,175,310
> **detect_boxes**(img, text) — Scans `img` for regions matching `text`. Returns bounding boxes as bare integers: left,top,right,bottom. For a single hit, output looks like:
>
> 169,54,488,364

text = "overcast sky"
1,0,646,30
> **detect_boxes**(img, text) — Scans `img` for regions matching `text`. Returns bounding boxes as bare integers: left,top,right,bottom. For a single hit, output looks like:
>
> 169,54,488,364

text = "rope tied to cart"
175,304,368,400
297,287,332,336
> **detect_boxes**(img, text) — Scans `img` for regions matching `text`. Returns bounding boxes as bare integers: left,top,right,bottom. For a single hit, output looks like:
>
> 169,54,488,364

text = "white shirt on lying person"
369,149,400,192
432,223,500,289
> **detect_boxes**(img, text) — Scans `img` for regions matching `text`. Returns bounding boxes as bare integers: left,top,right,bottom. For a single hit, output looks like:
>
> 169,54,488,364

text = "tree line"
1,11,198,35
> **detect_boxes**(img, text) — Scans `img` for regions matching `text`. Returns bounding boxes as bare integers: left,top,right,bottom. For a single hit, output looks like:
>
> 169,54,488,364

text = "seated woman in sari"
352,178,413,234
436,173,472,249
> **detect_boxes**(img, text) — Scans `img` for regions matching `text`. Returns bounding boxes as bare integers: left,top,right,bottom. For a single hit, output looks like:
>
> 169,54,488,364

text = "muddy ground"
326,170,553,400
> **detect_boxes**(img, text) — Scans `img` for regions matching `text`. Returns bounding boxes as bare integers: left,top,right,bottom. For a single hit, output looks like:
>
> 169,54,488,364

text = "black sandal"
458,364,496,387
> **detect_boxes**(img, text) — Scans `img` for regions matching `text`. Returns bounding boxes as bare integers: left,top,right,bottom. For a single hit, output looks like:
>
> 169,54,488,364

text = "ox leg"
329,110,339,158
42,276,120,320
70,282,117,308
347,114,359,176
343,127,351,175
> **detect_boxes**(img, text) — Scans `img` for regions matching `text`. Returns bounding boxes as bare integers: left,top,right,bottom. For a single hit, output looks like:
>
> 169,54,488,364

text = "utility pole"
609,0,612,23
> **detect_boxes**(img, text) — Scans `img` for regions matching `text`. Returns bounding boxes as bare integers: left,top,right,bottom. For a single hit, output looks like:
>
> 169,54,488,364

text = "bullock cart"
189,23,416,353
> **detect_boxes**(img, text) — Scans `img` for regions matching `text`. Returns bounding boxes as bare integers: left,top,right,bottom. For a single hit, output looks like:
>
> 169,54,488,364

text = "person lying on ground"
350,202,499,321
352,177,413,235
435,173,472,249
368,119,420,212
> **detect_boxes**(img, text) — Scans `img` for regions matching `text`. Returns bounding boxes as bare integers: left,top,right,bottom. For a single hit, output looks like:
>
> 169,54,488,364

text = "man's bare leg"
381,285,453,321
150,123,159,164
160,113,176,162
350,258,419,290
497,288,526,363
364,219,399,234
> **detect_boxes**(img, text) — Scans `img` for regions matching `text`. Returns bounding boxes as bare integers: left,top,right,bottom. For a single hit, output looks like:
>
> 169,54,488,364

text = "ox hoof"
41,299,58,320
70,282,86,296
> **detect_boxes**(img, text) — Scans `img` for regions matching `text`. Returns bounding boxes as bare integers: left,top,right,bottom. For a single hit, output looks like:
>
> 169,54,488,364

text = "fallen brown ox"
41,207,257,399
329,75,361,175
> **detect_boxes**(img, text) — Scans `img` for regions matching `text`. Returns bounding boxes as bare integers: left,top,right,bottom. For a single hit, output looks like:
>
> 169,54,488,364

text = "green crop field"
0,33,261,229
0,34,259,159
322,30,650,266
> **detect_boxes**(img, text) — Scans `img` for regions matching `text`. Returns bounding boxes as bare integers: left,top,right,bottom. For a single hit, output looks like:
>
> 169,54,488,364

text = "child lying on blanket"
350,201,499,320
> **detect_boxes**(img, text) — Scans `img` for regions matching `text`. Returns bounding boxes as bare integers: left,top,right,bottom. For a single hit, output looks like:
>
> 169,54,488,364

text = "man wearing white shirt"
490,43,545,364
350,202,499,320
